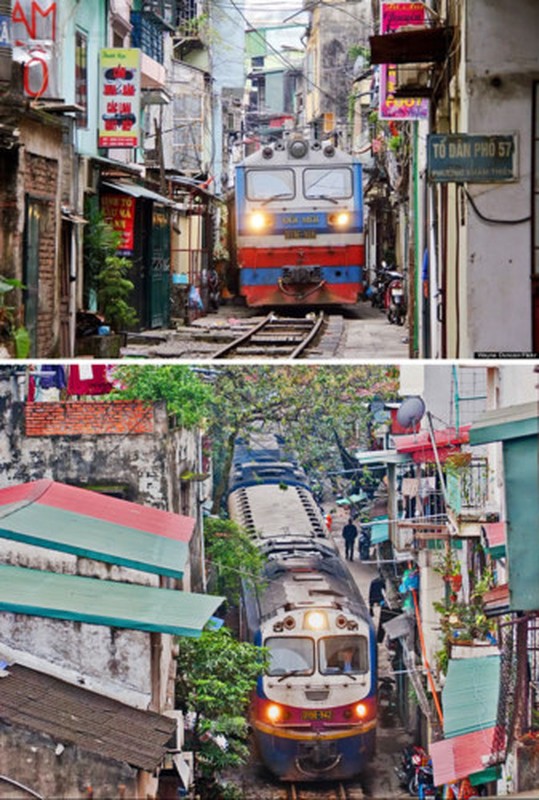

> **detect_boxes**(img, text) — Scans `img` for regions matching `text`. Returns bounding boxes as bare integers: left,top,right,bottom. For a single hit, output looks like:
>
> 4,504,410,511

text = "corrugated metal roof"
430,726,502,786
0,480,194,579
0,663,176,772
442,655,501,738
0,564,223,636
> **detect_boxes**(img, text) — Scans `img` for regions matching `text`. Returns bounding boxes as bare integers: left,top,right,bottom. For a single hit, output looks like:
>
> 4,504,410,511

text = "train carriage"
228,434,377,782
234,137,365,308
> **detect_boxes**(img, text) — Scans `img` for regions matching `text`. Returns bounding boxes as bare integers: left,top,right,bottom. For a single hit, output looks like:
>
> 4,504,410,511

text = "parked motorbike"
395,745,438,797
378,675,398,725
358,527,371,561
386,273,407,325
370,261,401,310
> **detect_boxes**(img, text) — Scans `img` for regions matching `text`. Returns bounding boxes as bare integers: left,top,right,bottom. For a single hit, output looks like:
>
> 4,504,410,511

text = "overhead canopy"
394,426,471,463
430,654,504,785
0,663,176,772
442,655,501,738
102,180,175,206
0,563,223,637
0,480,194,579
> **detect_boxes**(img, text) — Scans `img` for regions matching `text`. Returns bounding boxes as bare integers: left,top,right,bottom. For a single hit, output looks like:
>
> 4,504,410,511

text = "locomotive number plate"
302,710,333,720
284,230,317,239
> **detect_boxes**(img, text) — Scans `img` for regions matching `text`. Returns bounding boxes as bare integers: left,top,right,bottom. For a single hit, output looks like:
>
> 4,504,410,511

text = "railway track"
284,781,364,800
211,312,327,359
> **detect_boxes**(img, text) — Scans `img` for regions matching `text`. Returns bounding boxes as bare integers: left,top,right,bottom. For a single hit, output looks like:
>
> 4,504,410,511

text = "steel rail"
211,312,326,359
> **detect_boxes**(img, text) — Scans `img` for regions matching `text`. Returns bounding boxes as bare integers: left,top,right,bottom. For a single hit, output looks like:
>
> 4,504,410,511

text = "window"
246,169,295,201
265,636,314,676
319,635,368,675
75,31,88,129
303,167,353,200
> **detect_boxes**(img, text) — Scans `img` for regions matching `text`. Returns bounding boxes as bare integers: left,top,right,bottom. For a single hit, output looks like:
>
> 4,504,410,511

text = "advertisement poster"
100,193,136,255
98,48,141,148
379,2,429,120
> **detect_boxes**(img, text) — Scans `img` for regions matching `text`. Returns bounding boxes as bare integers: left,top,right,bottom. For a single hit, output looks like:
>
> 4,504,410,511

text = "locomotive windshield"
266,636,314,676
303,167,353,199
246,169,295,201
319,635,368,675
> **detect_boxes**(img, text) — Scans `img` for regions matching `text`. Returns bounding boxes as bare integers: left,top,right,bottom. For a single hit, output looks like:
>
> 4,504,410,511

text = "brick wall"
24,401,155,436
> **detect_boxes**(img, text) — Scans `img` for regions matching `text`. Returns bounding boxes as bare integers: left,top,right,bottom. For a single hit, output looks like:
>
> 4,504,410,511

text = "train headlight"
266,703,283,723
354,702,368,719
328,211,351,228
304,610,328,631
248,211,271,232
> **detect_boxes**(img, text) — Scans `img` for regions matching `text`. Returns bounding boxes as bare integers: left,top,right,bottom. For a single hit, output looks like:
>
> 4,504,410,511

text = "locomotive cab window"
246,169,295,201
319,636,368,675
265,636,314,676
303,168,353,199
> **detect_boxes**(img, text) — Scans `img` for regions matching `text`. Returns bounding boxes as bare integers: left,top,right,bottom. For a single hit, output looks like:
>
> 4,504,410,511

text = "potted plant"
0,276,30,358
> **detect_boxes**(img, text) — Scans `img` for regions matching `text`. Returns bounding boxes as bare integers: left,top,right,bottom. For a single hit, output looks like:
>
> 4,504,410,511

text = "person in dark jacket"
342,517,358,561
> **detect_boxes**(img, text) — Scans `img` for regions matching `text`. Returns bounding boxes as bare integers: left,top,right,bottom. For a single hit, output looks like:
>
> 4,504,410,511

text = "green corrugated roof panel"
0,504,188,579
0,564,224,637
442,655,501,739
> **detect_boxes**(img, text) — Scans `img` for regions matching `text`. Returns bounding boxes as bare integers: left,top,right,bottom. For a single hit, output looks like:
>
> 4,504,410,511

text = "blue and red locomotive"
228,434,377,781
234,136,365,307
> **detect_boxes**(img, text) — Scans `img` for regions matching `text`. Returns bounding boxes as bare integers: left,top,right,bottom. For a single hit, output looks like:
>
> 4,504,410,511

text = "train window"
303,168,353,199
265,636,314,676
245,169,295,201
318,636,368,675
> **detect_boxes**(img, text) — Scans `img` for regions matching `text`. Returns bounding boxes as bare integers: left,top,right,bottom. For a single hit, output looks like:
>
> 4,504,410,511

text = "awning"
0,480,194,579
369,515,389,544
355,448,410,466
394,426,471,464
0,663,177,772
443,655,501,738
482,521,506,559
102,180,175,206
430,726,504,786
369,27,453,64
0,563,223,637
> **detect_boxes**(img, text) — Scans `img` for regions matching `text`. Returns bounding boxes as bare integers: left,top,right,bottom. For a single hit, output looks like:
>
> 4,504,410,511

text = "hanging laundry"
67,365,114,396
28,365,67,401
401,477,419,497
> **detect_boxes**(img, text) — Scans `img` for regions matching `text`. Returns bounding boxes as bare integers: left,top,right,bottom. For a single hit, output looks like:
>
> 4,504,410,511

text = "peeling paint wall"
0,370,208,713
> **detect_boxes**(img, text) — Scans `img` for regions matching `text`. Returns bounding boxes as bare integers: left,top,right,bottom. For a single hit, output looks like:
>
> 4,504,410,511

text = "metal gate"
149,206,170,328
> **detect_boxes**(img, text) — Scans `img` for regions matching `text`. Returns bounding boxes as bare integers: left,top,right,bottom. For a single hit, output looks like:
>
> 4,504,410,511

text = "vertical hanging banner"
379,2,429,120
12,0,60,98
98,48,141,149
100,193,136,255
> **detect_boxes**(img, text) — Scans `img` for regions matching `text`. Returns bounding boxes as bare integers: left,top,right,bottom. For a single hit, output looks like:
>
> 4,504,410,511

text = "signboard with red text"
379,2,429,120
101,193,136,255
98,48,141,148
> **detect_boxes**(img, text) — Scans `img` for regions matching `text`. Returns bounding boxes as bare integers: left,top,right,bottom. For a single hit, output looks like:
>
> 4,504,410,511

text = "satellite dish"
396,396,426,430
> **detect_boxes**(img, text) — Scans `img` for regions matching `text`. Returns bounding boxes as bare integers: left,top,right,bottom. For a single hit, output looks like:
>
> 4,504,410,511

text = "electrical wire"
462,186,531,226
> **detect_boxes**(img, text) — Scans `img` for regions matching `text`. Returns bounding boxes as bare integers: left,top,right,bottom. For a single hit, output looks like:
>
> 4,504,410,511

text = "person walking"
342,516,358,561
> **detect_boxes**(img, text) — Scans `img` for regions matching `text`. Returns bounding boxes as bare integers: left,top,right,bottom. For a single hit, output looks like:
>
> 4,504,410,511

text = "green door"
149,206,170,328
24,198,42,357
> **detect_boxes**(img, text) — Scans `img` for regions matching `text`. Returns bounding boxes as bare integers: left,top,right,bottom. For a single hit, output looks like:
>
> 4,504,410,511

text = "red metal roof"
394,426,471,463
0,480,193,542
430,726,505,785
482,521,506,549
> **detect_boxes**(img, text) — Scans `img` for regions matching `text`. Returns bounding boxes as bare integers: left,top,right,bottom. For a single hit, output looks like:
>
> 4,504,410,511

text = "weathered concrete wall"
0,723,139,800
0,369,207,713
0,615,154,709
462,0,538,354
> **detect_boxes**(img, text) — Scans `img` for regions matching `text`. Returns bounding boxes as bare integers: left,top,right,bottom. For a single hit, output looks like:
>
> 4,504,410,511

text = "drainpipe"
197,429,207,593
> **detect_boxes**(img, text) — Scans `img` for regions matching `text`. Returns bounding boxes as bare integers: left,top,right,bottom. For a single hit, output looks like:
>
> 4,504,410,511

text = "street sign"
427,134,517,183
